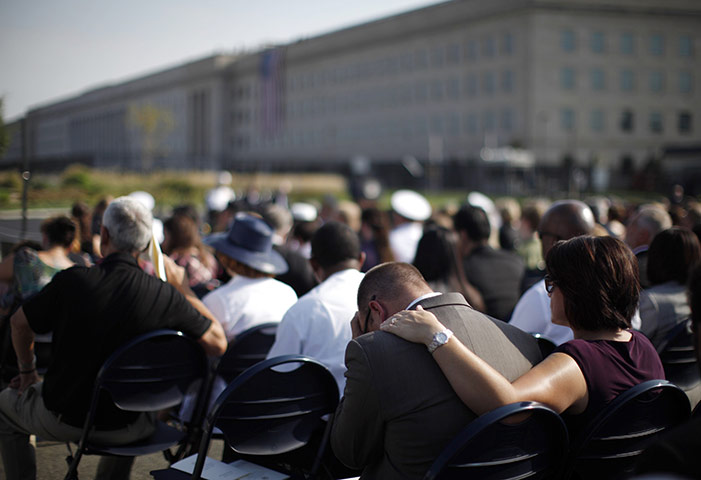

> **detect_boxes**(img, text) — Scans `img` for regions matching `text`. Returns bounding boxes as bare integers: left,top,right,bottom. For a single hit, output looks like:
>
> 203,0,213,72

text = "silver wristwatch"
427,329,453,354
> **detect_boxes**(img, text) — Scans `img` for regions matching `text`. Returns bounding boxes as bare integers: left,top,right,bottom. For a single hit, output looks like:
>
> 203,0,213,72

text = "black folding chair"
64,329,209,480
151,354,339,480
423,401,568,480
215,322,278,383
531,333,557,358
658,319,700,392
562,379,691,480
191,322,279,461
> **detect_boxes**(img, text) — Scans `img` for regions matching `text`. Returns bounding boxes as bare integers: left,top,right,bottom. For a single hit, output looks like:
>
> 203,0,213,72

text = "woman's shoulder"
13,246,41,265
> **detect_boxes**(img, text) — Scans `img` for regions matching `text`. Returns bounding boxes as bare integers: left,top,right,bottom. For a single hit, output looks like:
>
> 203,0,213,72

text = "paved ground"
0,437,225,479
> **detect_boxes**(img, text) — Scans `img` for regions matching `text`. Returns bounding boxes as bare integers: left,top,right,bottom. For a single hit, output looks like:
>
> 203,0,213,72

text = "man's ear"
100,226,109,245
357,251,367,270
368,299,387,332
99,226,110,256
309,257,323,283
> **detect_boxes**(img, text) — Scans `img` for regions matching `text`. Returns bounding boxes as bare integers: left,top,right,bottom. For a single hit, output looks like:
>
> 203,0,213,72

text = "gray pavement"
0,437,224,479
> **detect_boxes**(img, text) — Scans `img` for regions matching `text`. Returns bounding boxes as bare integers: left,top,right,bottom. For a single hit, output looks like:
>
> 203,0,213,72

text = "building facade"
2,0,700,193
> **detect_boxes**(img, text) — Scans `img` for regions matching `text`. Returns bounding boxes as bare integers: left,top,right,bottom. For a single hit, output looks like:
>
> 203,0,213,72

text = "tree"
127,104,175,171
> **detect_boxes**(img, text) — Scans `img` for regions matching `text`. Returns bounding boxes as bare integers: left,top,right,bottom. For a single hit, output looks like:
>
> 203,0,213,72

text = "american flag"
260,47,286,137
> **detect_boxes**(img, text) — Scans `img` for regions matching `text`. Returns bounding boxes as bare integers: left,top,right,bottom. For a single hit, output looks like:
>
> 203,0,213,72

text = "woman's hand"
380,305,446,346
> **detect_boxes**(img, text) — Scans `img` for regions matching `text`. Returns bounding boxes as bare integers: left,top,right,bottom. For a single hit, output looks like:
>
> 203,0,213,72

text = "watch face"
436,332,448,343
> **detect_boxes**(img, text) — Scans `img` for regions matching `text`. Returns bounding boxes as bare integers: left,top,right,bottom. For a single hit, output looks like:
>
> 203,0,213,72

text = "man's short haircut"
453,205,491,241
546,235,639,331
647,227,701,286
633,204,673,237
311,221,360,269
357,262,429,312
102,196,153,253
41,216,77,248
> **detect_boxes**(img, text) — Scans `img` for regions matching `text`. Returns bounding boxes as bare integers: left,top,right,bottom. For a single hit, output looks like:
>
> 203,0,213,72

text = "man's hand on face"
351,311,363,339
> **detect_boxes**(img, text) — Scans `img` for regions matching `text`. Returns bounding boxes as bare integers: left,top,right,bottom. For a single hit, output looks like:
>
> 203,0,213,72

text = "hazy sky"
0,0,440,120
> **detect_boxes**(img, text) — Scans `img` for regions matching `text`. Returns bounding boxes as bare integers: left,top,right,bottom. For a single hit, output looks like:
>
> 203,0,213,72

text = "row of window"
233,109,518,151
232,107,694,151
281,35,517,94
560,109,693,135
561,30,694,57
560,68,694,94
233,73,517,125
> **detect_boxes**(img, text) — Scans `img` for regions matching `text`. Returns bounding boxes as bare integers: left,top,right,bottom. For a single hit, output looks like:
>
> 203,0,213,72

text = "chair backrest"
193,355,339,479
659,319,700,391
423,401,568,480
531,333,557,358
563,379,691,480
93,329,209,412
214,322,278,384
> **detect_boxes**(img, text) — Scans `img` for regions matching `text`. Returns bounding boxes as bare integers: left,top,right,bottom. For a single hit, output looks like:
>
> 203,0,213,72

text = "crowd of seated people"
2,185,701,479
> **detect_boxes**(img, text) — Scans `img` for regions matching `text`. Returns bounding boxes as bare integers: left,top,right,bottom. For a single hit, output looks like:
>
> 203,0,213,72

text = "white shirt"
510,279,642,346
389,222,424,263
267,268,365,394
509,279,574,345
203,275,298,341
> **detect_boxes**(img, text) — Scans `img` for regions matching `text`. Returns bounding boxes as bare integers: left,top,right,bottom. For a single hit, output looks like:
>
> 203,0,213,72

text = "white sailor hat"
391,189,431,221
290,202,318,222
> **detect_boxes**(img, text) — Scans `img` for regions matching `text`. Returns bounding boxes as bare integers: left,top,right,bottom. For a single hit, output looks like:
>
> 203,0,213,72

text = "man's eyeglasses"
544,274,556,295
361,295,376,335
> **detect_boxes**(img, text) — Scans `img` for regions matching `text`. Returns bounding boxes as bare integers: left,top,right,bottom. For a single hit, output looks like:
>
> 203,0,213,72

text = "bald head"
538,200,596,257
357,262,433,332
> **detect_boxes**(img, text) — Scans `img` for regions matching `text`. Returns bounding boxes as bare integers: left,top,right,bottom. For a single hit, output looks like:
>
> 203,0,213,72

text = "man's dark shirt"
273,244,317,297
463,244,525,321
23,252,211,429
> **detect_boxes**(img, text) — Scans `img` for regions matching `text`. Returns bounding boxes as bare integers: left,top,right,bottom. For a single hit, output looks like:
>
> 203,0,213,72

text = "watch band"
427,329,453,354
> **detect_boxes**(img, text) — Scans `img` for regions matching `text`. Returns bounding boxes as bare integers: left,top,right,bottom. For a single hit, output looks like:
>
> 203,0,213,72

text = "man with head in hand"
331,262,541,479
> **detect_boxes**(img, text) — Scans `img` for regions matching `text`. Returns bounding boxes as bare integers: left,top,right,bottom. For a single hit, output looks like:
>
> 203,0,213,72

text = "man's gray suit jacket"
331,292,543,480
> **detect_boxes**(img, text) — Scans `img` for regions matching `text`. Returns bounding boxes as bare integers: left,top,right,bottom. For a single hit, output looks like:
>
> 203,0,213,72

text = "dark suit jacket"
636,249,651,289
331,293,542,480
463,245,525,321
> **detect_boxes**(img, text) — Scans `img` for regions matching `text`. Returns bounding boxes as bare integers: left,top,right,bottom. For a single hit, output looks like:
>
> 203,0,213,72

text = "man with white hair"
624,204,673,288
0,196,227,480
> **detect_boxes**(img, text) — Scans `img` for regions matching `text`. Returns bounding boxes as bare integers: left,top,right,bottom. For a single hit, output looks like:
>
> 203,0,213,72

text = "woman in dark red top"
381,235,664,429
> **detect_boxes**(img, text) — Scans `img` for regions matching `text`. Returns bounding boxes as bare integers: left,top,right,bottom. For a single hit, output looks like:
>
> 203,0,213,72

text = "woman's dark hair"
40,216,77,248
71,201,92,245
163,213,200,253
413,224,459,282
546,235,639,331
361,207,394,266
647,227,701,286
